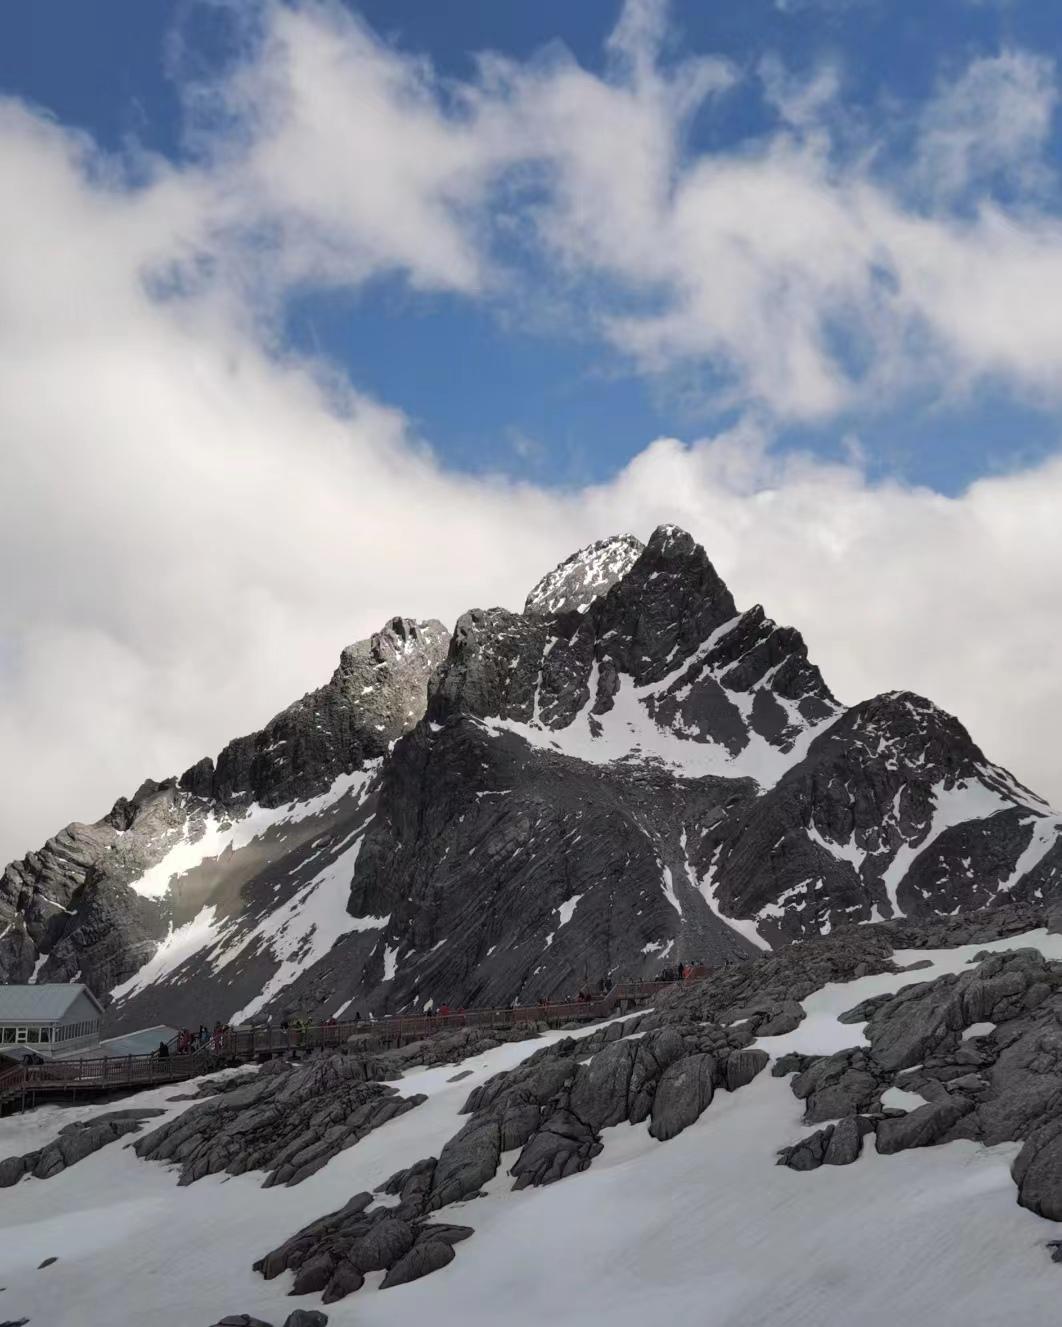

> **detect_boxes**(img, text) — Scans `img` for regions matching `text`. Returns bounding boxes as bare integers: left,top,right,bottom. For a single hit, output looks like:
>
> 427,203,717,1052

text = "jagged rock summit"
2,525,1060,1033
524,532,644,615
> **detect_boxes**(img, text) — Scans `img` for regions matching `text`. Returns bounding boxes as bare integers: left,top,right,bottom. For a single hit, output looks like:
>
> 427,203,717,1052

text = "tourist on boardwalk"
213,1021,224,1053
157,1040,170,1059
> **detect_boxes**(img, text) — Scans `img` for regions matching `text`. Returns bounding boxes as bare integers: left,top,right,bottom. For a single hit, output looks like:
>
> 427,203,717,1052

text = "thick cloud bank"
3,1,1062,861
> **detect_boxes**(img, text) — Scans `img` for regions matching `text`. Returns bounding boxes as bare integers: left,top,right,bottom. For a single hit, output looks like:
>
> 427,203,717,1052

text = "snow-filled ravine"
4,932,1062,1326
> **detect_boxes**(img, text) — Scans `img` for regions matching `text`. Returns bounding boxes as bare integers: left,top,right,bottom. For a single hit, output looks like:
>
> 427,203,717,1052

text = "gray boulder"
791,1049,882,1124
381,1239,455,1289
135,1055,423,1188
875,1096,974,1154
426,1115,501,1210
724,1048,768,1092
1012,1119,1062,1220
778,1117,875,1171
649,1053,716,1141
510,1109,602,1188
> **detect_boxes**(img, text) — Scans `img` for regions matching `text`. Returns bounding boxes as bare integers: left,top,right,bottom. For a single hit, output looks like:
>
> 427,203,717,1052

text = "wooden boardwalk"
0,1047,217,1113
0,972,704,1114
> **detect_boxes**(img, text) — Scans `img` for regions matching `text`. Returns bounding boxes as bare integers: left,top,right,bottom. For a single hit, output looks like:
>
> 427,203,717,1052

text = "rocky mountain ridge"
2,525,1060,1033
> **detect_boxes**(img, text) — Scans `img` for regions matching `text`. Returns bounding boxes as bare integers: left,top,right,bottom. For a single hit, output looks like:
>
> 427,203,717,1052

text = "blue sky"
5,0,1062,494
8,0,1062,863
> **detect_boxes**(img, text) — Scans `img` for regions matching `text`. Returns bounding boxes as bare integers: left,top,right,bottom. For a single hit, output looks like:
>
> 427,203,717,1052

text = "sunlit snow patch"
111,906,222,1000
224,829,387,1023
128,767,377,901
482,619,835,790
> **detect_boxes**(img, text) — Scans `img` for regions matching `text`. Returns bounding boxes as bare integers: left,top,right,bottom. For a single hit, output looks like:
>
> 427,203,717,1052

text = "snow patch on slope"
12,934,1062,1326
223,830,387,1023
110,768,380,1007
128,766,377,901
555,893,584,928
879,778,1018,917
483,664,831,789
524,534,643,616
111,907,222,1000
680,830,770,951
996,813,1062,894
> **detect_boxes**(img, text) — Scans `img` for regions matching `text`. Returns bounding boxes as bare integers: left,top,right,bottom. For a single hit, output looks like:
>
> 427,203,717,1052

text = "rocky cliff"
2,526,1060,1033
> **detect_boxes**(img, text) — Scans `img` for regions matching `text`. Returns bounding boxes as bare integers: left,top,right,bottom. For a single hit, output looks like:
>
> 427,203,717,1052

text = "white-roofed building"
0,984,104,1058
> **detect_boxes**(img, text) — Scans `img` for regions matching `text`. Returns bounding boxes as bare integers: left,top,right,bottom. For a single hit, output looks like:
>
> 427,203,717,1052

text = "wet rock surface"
135,1055,424,1187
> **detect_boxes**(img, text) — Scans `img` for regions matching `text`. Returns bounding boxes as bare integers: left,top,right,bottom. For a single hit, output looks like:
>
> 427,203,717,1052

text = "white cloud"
193,2,507,298
912,49,1057,204
6,1,1062,865
92,1,1062,420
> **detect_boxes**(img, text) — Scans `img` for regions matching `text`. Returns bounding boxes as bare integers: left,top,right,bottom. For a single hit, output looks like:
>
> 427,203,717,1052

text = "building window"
26,1027,39,1044
40,1027,51,1043
15,1028,27,1043
1,1027,14,1044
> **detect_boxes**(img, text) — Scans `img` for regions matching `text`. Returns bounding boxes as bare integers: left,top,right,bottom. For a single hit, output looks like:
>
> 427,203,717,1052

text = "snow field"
3,933,1062,1325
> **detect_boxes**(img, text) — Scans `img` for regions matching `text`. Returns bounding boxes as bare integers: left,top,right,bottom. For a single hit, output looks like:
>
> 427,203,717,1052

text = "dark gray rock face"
777,1115,875,1170
6,525,1062,1033
767,933,1062,1230
702,693,1058,947
135,1055,423,1187
0,1107,165,1187
251,1009,769,1306
524,534,644,616
0,617,448,1011
254,1186,472,1305
339,718,761,1017
202,617,450,811
649,1053,716,1141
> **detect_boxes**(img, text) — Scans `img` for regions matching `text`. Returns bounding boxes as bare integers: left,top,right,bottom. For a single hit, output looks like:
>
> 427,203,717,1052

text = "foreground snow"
3,935,1062,1326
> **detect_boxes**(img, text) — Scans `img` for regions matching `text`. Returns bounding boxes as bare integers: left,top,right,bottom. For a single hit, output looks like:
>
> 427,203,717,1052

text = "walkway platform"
0,972,706,1114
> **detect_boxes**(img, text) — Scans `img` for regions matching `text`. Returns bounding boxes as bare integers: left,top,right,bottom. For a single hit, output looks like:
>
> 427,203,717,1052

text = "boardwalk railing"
0,968,706,1112
219,972,705,1058
0,1047,214,1111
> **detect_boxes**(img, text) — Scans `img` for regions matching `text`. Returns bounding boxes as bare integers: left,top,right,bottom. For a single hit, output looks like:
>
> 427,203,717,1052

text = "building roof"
98,1025,178,1058
0,983,104,1022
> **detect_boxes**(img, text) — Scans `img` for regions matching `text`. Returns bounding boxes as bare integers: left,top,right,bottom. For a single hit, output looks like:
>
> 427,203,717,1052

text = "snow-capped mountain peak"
3,526,1062,1032
524,533,644,616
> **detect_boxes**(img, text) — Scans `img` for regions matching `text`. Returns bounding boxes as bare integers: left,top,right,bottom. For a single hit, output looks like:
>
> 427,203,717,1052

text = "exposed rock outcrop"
135,1055,424,1187
5,526,1062,1038
0,1108,165,1187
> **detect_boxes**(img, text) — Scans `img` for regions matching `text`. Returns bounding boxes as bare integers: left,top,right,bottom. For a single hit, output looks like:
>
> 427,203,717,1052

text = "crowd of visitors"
157,1021,227,1058
151,965,703,1062
657,961,698,982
